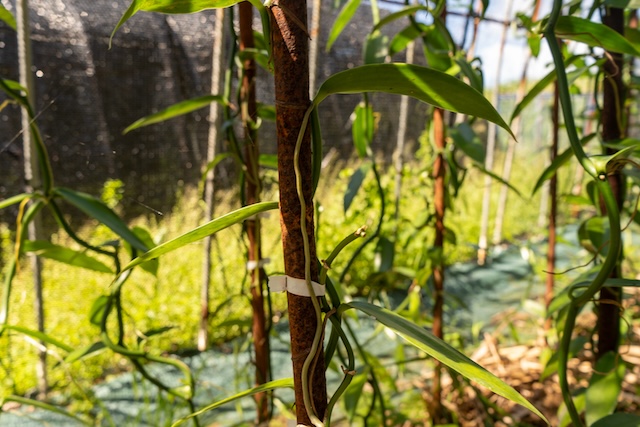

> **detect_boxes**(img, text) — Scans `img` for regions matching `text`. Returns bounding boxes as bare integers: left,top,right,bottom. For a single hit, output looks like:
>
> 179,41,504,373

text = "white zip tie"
246,258,271,271
268,275,325,297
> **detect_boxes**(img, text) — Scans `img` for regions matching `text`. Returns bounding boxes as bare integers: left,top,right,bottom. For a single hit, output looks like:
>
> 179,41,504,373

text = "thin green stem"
324,314,355,426
294,105,324,427
100,272,197,407
1,200,45,326
557,304,580,423
544,3,595,178
48,200,121,272
544,4,623,426
320,227,367,287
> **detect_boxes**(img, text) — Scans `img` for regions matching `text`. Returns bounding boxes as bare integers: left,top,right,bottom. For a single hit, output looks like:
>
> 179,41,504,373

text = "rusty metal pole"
270,1,327,424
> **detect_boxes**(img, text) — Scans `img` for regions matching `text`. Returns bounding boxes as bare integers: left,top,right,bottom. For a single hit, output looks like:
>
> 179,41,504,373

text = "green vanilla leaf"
480,0,489,16
586,352,626,425
200,152,237,184
604,0,640,8
344,372,368,421
171,378,294,427
541,336,588,380
0,79,31,114
389,24,424,57
112,0,240,47
592,413,640,427
22,240,113,273
89,295,110,327
0,193,31,210
258,154,278,170
558,390,586,427
364,31,389,65
451,122,485,163
0,395,90,425
510,55,585,124
0,4,16,31
375,236,395,273
128,226,159,276
314,63,514,138
352,102,374,158
0,325,74,352
455,57,483,93
123,95,226,134
256,102,276,121
344,164,370,214
422,20,456,73
578,217,610,256
326,0,361,52
372,5,429,33
137,326,175,344
590,145,637,176
626,27,640,51
55,187,148,252
531,133,596,196
121,201,278,272
343,301,549,424
65,341,107,363
555,16,640,56
0,202,44,326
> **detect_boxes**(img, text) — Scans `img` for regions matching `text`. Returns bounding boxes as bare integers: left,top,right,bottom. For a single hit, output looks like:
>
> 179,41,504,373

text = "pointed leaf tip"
314,64,514,139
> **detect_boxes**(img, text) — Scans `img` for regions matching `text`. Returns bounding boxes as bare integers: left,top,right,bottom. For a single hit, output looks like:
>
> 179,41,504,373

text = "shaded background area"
0,0,430,222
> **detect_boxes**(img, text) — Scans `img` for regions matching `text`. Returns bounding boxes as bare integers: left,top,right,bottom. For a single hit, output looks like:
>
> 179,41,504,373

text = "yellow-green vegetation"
0,151,577,398
0,185,286,397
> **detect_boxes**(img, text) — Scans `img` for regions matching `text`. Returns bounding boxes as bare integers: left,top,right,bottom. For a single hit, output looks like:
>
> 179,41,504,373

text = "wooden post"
270,1,327,424
17,0,47,399
199,7,226,352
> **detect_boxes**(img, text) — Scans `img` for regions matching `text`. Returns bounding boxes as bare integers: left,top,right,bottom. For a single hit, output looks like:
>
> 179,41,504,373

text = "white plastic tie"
246,258,271,271
268,275,325,297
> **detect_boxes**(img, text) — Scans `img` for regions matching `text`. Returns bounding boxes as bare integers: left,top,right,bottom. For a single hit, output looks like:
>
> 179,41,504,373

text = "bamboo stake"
393,41,414,236
477,0,512,265
17,0,47,399
545,82,559,334
199,8,226,352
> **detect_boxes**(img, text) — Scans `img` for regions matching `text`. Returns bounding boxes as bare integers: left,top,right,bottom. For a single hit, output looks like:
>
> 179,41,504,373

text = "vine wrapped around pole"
270,1,328,424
